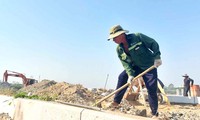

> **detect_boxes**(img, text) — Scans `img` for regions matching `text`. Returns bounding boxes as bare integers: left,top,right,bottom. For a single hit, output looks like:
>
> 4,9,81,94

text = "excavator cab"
28,79,38,85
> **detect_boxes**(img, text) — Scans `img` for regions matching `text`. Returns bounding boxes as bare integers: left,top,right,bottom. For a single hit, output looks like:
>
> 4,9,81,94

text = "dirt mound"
18,80,113,106
36,82,96,105
3,80,200,119
19,80,57,93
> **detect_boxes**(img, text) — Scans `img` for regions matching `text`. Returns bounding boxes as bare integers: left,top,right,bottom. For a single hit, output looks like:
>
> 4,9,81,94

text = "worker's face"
113,34,126,44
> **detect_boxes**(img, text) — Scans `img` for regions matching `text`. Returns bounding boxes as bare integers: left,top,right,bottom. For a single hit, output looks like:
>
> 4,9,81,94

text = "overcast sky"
0,0,200,89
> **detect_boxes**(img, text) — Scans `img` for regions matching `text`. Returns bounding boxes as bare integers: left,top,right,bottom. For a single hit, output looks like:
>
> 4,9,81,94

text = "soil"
1,80,200,120
0,113,13,120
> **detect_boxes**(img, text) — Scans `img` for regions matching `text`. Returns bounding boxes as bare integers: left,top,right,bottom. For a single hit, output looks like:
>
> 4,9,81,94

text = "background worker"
107,25,162,118
182,74,194,96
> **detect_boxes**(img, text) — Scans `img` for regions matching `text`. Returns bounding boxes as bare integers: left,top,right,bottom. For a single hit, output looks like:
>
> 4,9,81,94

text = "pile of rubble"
1,80,200,119
19,80,114,106
18,80,200,119
0,113,13,120
0,82,11,88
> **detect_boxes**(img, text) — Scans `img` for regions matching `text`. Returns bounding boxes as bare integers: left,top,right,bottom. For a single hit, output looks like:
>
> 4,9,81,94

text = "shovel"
93,65,156,107
157,81,171,105
123,77,144,101
137,77,148,116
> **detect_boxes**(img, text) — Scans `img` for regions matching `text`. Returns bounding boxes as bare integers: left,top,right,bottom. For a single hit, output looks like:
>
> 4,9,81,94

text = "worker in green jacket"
107,25,162,118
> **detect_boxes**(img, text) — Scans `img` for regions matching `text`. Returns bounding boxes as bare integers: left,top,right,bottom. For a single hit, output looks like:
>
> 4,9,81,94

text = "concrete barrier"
13,99,153,120
0,95,15,119
2,94,200,120
167,95,200,104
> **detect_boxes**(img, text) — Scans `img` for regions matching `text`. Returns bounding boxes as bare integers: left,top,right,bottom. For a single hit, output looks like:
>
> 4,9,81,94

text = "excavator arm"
3,70,29,86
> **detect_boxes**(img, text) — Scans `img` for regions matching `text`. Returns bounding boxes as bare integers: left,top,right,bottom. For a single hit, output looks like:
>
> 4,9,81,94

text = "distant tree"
168,83,174,89
164,83,176,94
12,81,20,84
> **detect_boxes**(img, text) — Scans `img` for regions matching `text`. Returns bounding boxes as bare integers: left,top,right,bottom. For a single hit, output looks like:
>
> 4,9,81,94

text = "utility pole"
104,74,109,90
38,75,40,82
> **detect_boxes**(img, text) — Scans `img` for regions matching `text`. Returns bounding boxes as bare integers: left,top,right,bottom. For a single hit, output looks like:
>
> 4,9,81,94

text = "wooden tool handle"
93,65,156,106
127,65,156,93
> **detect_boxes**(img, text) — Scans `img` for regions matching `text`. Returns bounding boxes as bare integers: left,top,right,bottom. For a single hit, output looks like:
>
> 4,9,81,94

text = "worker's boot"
151,112,159,119
100,101,119,109
107,101,119,109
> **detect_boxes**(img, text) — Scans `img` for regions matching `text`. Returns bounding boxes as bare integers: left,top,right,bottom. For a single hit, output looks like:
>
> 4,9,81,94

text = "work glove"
154,59,162,67
127,76,134,84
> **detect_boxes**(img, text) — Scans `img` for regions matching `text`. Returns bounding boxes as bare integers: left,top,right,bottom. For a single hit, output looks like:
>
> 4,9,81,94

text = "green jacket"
116,33,161,76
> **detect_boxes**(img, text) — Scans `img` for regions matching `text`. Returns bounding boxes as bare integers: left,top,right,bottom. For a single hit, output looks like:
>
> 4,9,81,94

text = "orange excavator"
3,70,38,87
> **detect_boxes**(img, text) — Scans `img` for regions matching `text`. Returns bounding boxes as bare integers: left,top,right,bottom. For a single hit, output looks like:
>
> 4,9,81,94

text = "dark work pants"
184,86,190,96
114,68,158,115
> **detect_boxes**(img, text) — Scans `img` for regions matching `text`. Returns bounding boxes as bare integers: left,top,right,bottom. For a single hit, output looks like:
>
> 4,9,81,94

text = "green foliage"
14,92,40,99
52,94,58,100
28,95,39,99
38,94,58,101
14,91,57,101
8,102,12,105
10,83,23,90
39,95,53,101
1,81,58,102
14,92,27,98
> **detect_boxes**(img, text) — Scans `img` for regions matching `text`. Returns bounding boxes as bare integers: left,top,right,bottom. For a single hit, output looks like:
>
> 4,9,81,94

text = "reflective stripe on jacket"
116,33,161,76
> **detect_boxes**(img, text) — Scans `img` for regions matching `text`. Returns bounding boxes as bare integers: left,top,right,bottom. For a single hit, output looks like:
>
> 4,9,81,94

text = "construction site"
1,1,200,120
0,69,200,120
